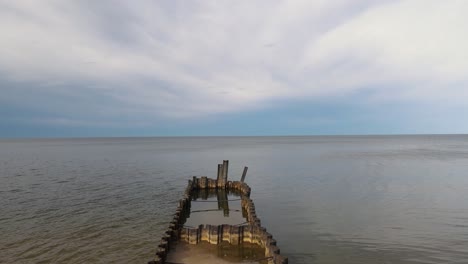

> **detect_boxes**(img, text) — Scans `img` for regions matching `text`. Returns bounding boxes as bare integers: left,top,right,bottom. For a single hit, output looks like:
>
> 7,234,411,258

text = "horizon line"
1,133,467,140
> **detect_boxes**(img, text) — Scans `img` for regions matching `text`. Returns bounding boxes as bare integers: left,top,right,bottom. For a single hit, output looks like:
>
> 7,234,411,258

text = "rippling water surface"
1,135,468,263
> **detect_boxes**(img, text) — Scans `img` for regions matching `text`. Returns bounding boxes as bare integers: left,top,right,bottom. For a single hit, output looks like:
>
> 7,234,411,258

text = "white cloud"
0,0,467,121
301,0,468,99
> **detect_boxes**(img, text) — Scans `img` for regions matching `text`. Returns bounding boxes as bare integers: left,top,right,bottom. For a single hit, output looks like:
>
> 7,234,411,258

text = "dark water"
1,135,468,263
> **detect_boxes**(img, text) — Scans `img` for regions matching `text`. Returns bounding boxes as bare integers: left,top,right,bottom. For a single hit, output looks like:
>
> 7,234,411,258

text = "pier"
148,160,288,264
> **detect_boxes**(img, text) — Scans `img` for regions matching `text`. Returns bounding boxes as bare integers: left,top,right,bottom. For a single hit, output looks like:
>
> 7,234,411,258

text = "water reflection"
184,189,248,227
168,188,266,263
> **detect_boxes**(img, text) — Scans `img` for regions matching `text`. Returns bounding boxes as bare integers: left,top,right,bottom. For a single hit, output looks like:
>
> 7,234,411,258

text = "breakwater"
149,160,288,264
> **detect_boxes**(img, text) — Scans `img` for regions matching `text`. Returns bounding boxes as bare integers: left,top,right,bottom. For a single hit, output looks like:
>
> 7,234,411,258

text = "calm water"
1,135,468,263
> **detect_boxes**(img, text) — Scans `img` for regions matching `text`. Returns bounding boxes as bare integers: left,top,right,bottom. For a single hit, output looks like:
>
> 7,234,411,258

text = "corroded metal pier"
149,160,288,264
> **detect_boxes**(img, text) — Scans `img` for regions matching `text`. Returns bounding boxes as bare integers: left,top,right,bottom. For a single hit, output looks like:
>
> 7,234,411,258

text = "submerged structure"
149,160,288,264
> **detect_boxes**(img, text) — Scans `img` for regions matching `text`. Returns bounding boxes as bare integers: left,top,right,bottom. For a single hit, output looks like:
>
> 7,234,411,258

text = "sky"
1,0,467,137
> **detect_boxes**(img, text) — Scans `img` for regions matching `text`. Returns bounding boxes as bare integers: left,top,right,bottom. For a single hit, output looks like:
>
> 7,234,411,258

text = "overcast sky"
1,0,467,137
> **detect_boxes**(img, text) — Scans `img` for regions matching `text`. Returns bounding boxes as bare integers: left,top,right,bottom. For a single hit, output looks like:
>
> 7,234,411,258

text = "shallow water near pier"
184,189,247,227
168,188,266,263
2,135,468,263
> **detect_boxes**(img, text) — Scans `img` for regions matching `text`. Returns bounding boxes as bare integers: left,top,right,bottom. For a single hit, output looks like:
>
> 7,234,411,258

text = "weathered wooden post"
217,164,223,186
217,160,229,188
221,160,229,188
241,166,248,182
223,160,229,180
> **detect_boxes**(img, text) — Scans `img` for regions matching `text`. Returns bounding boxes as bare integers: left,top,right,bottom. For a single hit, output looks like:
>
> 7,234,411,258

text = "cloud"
300,0,468,101
0,0,467,124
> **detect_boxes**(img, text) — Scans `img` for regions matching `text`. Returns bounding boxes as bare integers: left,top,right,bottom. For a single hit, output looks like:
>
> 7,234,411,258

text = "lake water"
1,135,468,263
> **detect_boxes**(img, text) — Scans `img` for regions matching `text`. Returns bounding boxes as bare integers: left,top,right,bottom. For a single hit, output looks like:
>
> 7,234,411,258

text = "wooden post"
218,161,228,188
217,164,223,184
222,160,229,181
241,166,248,182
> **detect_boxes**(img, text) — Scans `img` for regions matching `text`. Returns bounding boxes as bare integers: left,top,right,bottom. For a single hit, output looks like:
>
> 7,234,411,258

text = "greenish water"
2,135,468,263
